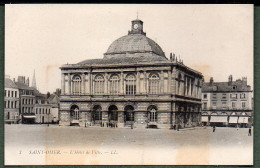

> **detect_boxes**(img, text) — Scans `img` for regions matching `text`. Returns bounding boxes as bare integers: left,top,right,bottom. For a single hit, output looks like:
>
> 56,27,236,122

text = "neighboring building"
4,76,20,124
15,76,36,124
35,101,53,123
59,18,203,129
201,76,253,127
47,93,60,123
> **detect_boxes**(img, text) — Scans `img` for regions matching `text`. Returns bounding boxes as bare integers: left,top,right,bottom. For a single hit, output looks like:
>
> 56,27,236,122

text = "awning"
23,115,36,119
229,117,238,124
201,116,209,122
238,117,248,124
210,116,228,123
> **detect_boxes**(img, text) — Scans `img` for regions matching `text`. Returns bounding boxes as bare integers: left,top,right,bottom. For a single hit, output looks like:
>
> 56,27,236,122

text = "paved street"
5,124,253,165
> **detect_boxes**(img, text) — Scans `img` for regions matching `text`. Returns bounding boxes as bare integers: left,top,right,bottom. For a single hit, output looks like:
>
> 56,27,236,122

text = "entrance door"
108,105,118,126
124,105,134,125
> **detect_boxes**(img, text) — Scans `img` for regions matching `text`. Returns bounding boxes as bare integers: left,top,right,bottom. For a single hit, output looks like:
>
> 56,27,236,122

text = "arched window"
148,73,160,94
70,105,80,120
125,74,136,95
72,75,82,95
148,105,158,122
93,105,102,121
94,75,105,94
110,74,120,94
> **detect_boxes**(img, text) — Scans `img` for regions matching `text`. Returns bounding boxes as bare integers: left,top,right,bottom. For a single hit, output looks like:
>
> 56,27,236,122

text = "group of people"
212,125,252,136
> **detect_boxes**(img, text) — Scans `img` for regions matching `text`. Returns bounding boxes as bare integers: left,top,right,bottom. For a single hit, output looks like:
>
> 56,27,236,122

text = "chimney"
210,77,214,85
228,75,233,86
170,53,173,61
26,77,30,86
172,53,175,61
18,76,25,83
242,77,247,83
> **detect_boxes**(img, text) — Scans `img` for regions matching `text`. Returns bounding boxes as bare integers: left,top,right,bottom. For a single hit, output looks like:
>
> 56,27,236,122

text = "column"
168,70,171,94
61,73,65,95
68,73,71,95
104,73,108,94
160,71,164,93
144,71,147,93
81,73,85,95
137,71,140,94
120,72,124,94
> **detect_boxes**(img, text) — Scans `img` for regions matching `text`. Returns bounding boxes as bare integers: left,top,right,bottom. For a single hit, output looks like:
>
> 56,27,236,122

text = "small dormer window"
232,86,237,90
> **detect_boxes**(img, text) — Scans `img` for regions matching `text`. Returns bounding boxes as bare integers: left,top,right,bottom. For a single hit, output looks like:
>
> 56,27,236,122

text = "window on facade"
4,90,6,97
14,101,16,108
148,106,158,122
148,73,160,94
39,108,41,114
15,91,17,97
232,102,236,108
203,102,207,109
11,91,13,97
126,74,136,95
4,101,6,108
94,75,105,94
212,101,217,106
178,73,182,95
242,102,246,108
7,101,10,108
36,108,38,114
232,86,237,90
222,93,226,99
109,74,120,94
212,93,217,99
93,105,102,121
203,94,207,99
72,75,82,95
49,109,50,114
8,91,10,97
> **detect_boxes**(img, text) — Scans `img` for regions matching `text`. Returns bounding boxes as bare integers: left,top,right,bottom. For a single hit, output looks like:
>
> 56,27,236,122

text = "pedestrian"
248,128,251,136
213,125,216,132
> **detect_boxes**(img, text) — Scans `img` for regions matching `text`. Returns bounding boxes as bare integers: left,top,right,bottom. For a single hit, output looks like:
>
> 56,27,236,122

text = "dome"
104,34,165,58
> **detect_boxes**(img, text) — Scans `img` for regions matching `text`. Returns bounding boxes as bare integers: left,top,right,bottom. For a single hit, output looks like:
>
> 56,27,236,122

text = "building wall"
35,105,53,123
4,87,20,123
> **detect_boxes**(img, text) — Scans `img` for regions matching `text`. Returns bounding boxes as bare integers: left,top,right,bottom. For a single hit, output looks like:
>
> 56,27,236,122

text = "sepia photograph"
4,4,253,165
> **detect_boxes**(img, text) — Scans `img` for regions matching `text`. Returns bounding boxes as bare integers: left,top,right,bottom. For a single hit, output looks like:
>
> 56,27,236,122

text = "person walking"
213,125,216,132
248,128,251,136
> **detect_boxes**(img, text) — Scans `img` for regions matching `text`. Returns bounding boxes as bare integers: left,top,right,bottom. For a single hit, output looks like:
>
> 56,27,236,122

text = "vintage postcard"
4,4,253,165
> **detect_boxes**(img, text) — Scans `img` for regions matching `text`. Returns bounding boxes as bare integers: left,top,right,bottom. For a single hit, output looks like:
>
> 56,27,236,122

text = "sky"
5,4,253,93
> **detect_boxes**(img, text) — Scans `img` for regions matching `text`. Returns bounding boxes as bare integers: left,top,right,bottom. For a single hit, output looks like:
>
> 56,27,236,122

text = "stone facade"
201,76,253,127
4,76,20,124
59,19,203,129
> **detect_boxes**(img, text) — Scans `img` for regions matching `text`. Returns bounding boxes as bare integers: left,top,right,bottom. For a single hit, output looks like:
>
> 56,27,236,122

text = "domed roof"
104,34,165,58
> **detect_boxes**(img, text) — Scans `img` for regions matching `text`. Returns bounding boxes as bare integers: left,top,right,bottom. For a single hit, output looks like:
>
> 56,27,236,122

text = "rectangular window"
203,94,207,99
15,91,17,97
212,93,217,99
203,103,207,110
8,91,10,97
242,102,246,108
232,102,236,108
222,93,226,99
11,91,13,97
212,101,217,106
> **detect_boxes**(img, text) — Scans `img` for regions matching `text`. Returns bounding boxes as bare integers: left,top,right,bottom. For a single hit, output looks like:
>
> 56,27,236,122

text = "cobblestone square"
5,124,253,165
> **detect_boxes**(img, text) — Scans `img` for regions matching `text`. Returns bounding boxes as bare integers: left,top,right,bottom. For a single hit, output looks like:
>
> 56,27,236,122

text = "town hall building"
59,18,203,129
